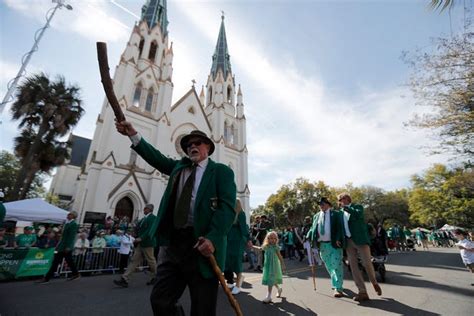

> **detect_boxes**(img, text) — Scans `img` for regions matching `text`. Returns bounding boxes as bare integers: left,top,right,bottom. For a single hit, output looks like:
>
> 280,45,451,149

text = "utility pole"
0,0,73,118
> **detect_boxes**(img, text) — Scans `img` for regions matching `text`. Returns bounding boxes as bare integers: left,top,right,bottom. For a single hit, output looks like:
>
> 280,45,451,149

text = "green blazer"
133,138,236,278
57,220,78,252
343,204,370,245
138,213,157,248
307,210,345,249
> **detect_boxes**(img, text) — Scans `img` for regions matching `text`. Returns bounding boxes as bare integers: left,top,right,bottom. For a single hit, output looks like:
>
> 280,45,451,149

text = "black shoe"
146,278,156,286
255,266,263,272
113,278,129,288
67,274,81,281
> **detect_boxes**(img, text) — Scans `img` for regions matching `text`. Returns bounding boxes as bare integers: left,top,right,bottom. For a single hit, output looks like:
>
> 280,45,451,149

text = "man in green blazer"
307,197,346,297
338,193,382,301
114,204,157,287
115,121,236,316
39,211,80,283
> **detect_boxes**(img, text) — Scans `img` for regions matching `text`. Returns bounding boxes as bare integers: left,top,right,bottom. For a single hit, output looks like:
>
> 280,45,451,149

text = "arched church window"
133,83,142,107
149,41,158,62
145,88,154,112
227,85,232,103
224,121,229,142
229,124,235,144
138,38,145,58
208,87,213,105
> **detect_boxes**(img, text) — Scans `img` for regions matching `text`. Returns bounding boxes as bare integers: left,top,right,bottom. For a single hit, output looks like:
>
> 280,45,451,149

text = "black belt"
319,241,331,243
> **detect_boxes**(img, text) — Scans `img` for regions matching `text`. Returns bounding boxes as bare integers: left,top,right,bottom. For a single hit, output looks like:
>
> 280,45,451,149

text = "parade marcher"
38,211,80,283
253,231,285,303
284,226,296,259
416,228,429,250
338,192,382,301
224,199,252,295
0,191,5,228
14,226,37,248
307,197,346,297
115,121,236,316
114,204,157,287
453,229,474,286
117,229,135,273
302,216,322,267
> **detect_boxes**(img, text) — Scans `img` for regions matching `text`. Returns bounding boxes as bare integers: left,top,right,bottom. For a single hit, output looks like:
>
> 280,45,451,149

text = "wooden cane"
96,42,126,122
208,254,244,316
311,265,317,290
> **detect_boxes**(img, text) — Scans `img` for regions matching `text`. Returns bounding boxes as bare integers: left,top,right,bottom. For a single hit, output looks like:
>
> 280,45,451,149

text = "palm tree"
9,73,83,200
429,0,455,12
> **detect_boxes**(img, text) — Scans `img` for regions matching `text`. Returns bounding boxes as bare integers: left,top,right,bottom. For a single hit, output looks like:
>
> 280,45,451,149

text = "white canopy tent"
4,198,68,224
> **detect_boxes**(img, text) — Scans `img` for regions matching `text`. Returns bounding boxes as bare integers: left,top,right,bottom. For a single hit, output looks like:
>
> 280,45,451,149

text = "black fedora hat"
180,130,215,156
319,197,332,206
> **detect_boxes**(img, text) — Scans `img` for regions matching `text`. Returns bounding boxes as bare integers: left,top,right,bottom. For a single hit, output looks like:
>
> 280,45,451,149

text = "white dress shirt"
317,210,331,242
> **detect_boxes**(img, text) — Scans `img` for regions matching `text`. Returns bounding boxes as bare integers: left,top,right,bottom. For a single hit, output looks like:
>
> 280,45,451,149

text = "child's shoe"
262,296,272,304
276,287,283,298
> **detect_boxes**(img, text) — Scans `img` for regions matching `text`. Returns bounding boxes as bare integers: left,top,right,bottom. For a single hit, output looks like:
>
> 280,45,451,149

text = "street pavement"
0,247,473,315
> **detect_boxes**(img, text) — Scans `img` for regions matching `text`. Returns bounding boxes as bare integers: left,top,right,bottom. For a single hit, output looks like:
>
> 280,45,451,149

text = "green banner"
0,248,55,280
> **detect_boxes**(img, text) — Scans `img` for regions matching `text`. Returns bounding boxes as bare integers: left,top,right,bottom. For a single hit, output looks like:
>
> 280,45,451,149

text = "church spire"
210,14,232,80
141,0,168,35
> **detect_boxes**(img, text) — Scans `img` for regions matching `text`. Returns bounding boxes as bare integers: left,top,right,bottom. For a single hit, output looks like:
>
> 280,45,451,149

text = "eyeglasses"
187,140,203,148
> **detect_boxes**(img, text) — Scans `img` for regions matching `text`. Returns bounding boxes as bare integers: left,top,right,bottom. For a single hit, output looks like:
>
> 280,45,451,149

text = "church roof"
69,135,91,167
210,15,232,80
141,0,168,35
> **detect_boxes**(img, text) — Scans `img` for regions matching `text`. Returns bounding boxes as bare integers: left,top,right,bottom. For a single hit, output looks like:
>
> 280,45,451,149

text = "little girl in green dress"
253,231,286,303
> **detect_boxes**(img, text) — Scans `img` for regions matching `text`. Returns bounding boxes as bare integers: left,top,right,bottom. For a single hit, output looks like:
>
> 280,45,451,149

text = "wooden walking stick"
209,254,244,316
195,238,243,316
311,264,317,291
96,42,126,122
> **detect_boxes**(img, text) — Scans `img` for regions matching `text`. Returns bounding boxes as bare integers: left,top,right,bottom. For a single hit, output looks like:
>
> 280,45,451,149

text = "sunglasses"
187,140,204,148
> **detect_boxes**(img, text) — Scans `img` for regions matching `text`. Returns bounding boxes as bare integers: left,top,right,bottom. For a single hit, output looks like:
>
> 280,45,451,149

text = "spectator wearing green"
14,226,37,248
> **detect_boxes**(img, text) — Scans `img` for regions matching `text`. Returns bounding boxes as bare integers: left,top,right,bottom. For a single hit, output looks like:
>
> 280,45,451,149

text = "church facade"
50,0,250,223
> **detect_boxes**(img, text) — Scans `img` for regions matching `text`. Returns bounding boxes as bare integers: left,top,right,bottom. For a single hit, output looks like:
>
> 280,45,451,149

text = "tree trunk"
10,121,49,200
19,166,40,200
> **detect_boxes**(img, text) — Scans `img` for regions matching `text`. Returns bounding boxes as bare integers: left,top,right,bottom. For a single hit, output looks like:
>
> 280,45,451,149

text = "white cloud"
4,0,129,43
174,2,448,207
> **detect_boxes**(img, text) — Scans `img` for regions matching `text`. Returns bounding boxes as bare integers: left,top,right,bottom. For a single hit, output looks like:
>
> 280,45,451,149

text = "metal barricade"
58,247,149,276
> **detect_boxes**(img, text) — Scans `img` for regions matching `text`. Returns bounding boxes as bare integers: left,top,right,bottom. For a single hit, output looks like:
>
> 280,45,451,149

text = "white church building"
50,0,249,224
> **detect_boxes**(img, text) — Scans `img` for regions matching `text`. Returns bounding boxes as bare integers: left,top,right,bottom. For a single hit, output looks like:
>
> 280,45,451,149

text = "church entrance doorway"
115,196,134,221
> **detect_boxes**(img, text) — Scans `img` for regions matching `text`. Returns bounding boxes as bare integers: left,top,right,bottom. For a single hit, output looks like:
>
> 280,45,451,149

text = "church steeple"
141,0,168,35
210,15,232,80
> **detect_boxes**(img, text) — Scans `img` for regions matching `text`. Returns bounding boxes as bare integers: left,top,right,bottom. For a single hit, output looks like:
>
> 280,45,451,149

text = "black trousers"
45,250,78,280
224,270,234,284
150,228,218,316
119,253,130,273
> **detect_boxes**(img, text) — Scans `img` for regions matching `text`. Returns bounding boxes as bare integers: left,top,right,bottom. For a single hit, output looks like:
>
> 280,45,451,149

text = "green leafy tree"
0,150,46,200
9,73,83,200
408,164,473,228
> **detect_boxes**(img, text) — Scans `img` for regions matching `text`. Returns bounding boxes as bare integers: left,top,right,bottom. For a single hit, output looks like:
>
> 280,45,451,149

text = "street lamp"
0,0,73,117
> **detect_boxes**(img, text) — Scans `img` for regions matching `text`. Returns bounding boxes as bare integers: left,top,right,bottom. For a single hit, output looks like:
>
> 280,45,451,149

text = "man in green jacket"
39,211,80,283
114,204,157,287
115,121,236,316
307,197,346,297
338,193,382,301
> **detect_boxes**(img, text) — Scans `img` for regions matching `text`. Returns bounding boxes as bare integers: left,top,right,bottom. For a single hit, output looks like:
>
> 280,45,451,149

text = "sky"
0,0,467,207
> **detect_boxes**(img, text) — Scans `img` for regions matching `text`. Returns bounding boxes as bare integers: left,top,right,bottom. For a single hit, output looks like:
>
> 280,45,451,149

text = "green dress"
262,244,283,286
